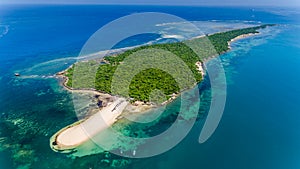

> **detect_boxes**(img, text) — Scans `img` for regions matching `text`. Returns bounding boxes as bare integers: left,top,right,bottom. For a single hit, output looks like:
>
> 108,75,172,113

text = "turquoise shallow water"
115,24,300,169
1,5,300,169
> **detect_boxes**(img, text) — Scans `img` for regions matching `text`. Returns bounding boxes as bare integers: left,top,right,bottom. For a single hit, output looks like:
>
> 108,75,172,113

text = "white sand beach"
228,33,259,49
51,98,128,151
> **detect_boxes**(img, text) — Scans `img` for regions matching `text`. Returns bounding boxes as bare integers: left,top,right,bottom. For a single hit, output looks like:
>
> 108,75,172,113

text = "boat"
14,73,20,76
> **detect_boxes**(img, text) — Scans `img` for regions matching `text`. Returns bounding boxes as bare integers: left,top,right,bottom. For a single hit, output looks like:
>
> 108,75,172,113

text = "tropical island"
50,24,275,152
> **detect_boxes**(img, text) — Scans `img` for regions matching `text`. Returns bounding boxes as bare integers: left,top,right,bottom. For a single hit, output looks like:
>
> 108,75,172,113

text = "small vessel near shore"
14,73,20,76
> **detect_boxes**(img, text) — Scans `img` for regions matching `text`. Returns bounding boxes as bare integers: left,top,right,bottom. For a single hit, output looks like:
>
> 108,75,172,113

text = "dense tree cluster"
65,24,274,102
208,24,275,54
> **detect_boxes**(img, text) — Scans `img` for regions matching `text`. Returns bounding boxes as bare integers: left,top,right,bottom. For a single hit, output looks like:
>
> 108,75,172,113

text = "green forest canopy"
65,24,275,102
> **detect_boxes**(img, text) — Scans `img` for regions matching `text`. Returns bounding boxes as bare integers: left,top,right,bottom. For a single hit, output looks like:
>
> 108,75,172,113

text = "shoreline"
227,32,259,50
50,29,263,152
50,98,128,152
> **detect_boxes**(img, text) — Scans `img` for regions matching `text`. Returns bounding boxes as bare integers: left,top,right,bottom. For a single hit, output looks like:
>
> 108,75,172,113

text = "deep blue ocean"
0,5,300,169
